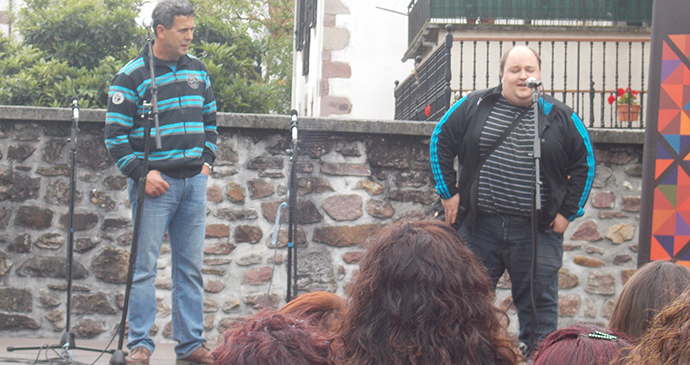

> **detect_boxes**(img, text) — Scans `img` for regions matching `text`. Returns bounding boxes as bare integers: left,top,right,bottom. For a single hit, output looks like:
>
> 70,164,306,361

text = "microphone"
290,109,298,141
71,97,79,121
526,77,542,88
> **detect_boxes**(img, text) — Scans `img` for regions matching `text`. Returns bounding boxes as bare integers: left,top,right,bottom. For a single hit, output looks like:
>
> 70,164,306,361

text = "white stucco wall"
328,0,414,120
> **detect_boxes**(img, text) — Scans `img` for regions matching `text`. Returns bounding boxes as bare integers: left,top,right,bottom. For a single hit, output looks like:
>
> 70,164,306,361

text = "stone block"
213,208,258,221
235,225,263,243
91,247,129,284
0,288,32,312
242,267,273,285
248,179,275,199
225,183,244,204
585,272,616,295
17,256,88,279
573,255,606,268
313,224,383,247
0,313,40,331
558,294,580,317
15,205,53,230
323,194,363,221
72,292,116,315
605,223,636,244
366,199,395,218
571,220,602,241
296,177,333,195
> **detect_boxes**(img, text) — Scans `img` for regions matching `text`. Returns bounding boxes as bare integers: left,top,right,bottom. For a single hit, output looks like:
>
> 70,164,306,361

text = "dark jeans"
460,212,563,350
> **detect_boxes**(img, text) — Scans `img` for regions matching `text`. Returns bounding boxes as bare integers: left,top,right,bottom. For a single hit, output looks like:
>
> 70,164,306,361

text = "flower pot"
617,104,640,122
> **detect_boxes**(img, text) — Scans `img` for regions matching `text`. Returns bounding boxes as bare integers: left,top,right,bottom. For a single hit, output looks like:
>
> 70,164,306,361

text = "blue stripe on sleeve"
569,112,596,220
429,96,467,199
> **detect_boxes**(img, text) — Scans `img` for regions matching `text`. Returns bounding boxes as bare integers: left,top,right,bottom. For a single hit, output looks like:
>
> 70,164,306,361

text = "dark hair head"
279,291,346,333
624,285,690,365
499,46,541,77
152,0,195,35
608,260,690,341
531,324,633,365
340,220,519,365
212,308,339,365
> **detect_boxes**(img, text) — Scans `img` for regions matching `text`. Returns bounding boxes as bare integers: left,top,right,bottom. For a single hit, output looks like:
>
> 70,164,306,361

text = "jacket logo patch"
187,75,199,89
112,92,124,105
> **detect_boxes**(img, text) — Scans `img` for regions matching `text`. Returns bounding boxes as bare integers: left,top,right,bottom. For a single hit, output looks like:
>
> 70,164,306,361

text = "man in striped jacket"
104,1,216,364
430,46,595,353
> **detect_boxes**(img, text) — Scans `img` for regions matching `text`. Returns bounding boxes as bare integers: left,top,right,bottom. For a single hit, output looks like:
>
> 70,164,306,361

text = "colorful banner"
639,0,690,268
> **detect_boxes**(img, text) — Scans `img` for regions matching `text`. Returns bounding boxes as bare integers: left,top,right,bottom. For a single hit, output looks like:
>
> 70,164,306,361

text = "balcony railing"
395,30,452,122
395,32,651,129
409,0,653,47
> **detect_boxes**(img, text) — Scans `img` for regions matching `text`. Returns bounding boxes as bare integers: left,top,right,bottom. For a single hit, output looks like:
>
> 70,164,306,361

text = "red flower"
424,104,431,117
631,90,639,96
617,88,625,97
607,95,616,105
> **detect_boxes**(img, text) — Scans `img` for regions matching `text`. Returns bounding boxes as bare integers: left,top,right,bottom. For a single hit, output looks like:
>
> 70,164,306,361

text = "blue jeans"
127,172,207,358
460,212,563,350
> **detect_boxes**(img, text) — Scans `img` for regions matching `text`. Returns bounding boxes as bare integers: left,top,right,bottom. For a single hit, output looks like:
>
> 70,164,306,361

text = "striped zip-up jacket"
105,42,217,181
430,85,595,229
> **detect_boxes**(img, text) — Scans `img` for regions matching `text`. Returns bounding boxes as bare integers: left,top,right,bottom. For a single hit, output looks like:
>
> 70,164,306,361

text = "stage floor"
0,337,176,365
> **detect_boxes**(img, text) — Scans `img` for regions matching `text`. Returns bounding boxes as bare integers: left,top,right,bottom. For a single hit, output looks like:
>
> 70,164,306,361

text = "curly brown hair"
340,220,520,365
623,285,690,365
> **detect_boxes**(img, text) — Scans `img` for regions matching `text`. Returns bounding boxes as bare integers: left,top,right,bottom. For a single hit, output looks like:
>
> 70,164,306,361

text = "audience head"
212,308,339,365
531,324,632,365
279,291,346,333
340,220,519,365
623,285,690,365
608,260,690,341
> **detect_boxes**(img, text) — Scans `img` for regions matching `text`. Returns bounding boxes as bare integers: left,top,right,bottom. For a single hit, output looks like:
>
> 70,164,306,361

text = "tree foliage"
0,0,294,113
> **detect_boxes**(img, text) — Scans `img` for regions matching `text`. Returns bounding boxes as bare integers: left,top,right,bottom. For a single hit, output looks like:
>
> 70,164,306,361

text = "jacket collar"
141,40,193,69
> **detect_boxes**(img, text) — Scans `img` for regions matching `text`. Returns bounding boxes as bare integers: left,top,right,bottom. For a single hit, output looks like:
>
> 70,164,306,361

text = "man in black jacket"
430,46,595,352
104,1,216,364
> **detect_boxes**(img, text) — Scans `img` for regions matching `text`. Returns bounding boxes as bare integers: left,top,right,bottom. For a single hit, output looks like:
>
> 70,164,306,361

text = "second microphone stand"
7,99,109,357
286,110,300,302
528,84,543,350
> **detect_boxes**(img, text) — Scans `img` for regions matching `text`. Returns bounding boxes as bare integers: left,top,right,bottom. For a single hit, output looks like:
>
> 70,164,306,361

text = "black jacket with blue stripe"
105,42,217,181
430,85,596,229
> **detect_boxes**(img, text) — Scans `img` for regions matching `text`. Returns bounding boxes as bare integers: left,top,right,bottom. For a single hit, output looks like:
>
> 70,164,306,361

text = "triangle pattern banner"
651,35,690,264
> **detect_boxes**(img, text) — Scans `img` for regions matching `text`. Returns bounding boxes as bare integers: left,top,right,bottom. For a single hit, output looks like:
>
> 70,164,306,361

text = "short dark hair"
152,0,195,35
212,308,340,365
499,46,541,77
531,324,633,365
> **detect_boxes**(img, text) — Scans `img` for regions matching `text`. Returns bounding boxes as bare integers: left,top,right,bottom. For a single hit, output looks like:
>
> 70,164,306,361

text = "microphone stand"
7,99,109,357
528,83,542,351
286,110,299,301
110,31,162,365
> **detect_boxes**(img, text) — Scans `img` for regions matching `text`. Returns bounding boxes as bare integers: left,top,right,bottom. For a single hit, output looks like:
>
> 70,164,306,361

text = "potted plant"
608,87,640,122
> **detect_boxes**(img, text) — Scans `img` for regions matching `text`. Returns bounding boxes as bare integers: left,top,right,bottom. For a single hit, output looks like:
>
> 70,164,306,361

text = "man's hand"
145,170,169,197
550,213,570,234
201,163,211,176
442,194,461,225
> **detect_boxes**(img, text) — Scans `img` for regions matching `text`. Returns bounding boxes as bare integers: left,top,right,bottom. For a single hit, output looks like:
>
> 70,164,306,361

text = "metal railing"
395,29,452,122
395,34,651,129
453,36,650,128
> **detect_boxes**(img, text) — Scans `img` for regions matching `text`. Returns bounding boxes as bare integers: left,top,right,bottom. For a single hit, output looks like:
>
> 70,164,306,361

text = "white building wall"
292,0,414,120
329,0,413,120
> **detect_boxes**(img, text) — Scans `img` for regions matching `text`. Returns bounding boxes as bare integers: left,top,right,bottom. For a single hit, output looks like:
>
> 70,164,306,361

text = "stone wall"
0,106,643,345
